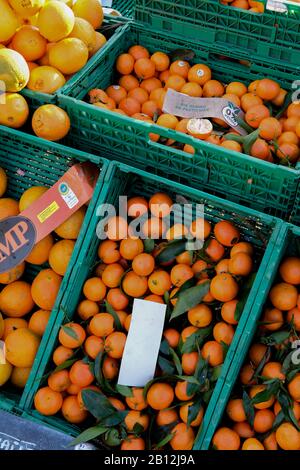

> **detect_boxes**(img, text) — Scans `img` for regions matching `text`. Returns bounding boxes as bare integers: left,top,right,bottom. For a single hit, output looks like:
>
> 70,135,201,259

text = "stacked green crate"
0,126,109,411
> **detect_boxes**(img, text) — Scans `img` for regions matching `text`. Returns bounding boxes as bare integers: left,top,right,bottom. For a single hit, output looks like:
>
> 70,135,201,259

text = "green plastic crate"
58,21,300,222
0,125,109,411
198,221,298,449
134,0,300,67
22,161,283,448
20,17,127,108
291,193,300,226
110,0,134,17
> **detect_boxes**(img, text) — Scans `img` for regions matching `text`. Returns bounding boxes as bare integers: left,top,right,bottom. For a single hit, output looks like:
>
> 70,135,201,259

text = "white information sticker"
118,299,167,387
58,182,79,209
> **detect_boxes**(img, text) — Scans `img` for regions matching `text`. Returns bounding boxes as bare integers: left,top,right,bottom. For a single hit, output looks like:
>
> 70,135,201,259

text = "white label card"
118,299,167,387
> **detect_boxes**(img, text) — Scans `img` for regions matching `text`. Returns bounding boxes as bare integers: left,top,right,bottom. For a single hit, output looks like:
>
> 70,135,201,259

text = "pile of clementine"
34,190,260,450
212,255,300,450
0,166,85,391
87,44,300,165
220,0,265,12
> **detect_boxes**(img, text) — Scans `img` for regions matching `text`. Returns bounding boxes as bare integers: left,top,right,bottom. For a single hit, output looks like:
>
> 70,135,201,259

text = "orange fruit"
205,239,225,262
245,104,270,128
11,366,31,389
214,220,240,247
212,427,240,450
20,185,48,210
104,331,126,359
98,240,120,264
263,432,278,450
221,140,242,152
240,92,263,112
240,363,255,385
213,322,234,345
28,309,51,337
275,422,300,450
259,117,282,141
25,234,54,265
165,223,188,241
108,397,126,410
148,270,171,295
127,196,148,217
67,383,81,395
170,60,190,78
134,58,155,79
242,438,264,450
0,198,19,220
128,87,149,105
254,409,275,434
190,218,212,239
163,328,180,348
32,104,70,141
288,374,300,401
250,384,275,409
276,142,299,163
140,77,162,94
188,304,212,327
27,65,66,93
116,53,134,75
283,116,300,133
201,340,224,366
170,423,195,450
256,79,280,101
269,282,298,310
48,239,75,276
0,93,29,129
0,263,25,285
11,25,47,61
58,322,86,348
105,216,128,240
2,318,28,340
226,399,247,422
89,313,115,337
221,300,238,325
77,299,99,320
230,242,253,257
210,273,239,302
141,100,161,118
249,343,269,367
121,436,145,450
34,386,63,416
0,281,34,318
125,410,149,431
175,381,195,401
119,74,139,91
62,395,88,423
181,325,198,343
122,271,148,297
128,45,149,60
106,287,129,310
188,64,211,85
180,82,203,97
83,277,106,302
179,402,204,427
165,74,186,92
69,359,94,387
226,81,247,98
176,251,193,265
102,356,119,380
229,252,253,276
31,268,62,310
105,85,127,104
5,327,40,367
203,80,224,97
48,369,71,392
84,335,104,359
144,294,164,304
182,351,199,375
215,259,230,275
262,308,284,331
125,387,147,411
147,382,174,410
156,409,178,426
170,264,194,287
151,51,170,72
55,207,86,239
101,263,124,288
279,257,300,285
52,345,73,366
132,253,155,276
149,192,173,218
120,238,143,260
278,131,299,146
233,421,254,439
192,260,209,278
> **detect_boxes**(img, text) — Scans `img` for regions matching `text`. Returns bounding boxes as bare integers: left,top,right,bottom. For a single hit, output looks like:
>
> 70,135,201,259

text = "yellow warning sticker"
37,201,59,223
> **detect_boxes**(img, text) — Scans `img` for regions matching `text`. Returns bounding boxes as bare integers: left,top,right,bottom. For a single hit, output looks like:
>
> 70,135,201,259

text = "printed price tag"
118,299,167,387
163,89,247,135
